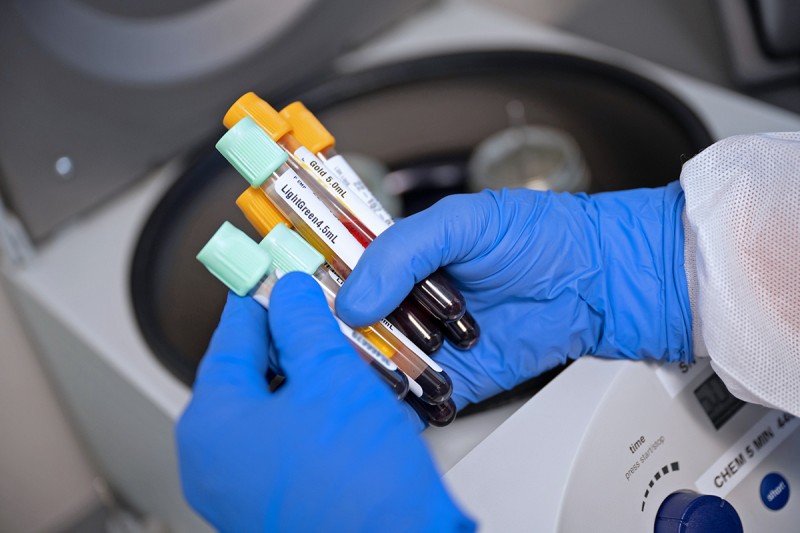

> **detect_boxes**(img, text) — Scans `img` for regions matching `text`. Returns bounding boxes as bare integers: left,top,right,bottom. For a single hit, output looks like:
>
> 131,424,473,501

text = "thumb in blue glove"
337,183,693,410
176,273,474,532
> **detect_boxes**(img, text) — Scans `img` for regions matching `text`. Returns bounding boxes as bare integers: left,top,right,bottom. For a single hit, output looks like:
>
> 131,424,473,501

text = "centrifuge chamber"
4,2,800,531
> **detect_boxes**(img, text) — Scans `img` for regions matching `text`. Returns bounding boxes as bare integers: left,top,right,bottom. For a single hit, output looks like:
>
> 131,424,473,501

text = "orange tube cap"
224,92,291,141
235,187,292,237
280,102,336,154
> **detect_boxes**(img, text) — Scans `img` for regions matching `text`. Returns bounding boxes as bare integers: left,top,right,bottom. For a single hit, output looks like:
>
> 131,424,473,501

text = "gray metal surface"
751,0,800,57
0,0,431,241
488,0,732,88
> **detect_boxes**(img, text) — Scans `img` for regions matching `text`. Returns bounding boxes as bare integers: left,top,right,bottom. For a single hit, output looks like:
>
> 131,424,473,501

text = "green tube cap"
197,221,273,296
259,223,324,275
216,117,288,187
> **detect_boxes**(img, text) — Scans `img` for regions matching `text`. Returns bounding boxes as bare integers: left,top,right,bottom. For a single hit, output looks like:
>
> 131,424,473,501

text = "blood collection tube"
236,187,445,354
224,94,467,323
406,394,457,428
389,297,445,354
279,101,479,349
224,93,376,248
442,311,480,350
217,119,452,354
217,117,364,275
279,101,393,226
259,222,452,404
197,222,410,400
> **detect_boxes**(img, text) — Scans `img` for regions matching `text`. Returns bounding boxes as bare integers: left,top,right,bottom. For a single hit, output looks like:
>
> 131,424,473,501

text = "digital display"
693,373,746,430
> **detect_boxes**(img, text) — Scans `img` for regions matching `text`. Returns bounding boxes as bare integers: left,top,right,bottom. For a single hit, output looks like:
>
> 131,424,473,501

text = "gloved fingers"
193,292,271,396
432,325,528,410
337,191,500,326
269,272,369,384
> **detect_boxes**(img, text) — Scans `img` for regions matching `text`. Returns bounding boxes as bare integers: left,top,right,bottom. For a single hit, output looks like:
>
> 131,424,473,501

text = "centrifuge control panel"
558,358,798,531
445,355,799,531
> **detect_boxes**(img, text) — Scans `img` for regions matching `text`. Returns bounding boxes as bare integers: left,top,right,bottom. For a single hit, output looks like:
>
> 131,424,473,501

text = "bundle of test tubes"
196,93,481,426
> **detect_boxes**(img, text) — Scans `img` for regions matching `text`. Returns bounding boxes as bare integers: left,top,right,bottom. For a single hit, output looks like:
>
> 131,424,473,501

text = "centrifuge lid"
0,0,431,241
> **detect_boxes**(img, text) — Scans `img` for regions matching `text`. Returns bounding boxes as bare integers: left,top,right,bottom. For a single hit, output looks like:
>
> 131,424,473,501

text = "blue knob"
655,490,743,533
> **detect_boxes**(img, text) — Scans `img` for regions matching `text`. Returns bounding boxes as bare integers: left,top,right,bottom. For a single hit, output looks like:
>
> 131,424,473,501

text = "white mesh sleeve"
681,132,800,416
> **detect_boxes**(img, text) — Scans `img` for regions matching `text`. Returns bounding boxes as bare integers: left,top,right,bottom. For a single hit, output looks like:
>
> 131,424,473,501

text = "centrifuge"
1,1,798,531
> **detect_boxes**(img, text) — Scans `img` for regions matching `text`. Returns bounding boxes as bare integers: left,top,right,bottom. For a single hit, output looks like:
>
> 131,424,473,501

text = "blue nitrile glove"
337,182,693,410
176,273,474,532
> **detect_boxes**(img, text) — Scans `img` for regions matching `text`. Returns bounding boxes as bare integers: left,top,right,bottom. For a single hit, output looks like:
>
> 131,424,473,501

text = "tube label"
407,377,424,398
271,169,363,270
294,147,349,201
336,318,397,372
326,154,394,230
294,148,392,236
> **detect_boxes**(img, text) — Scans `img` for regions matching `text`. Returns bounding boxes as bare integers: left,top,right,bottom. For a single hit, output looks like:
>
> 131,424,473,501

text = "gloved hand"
176,273,474,532
337,182,693,410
